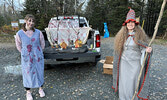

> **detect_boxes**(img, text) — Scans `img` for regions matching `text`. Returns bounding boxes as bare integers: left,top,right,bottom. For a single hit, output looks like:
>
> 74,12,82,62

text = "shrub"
1,25,17,34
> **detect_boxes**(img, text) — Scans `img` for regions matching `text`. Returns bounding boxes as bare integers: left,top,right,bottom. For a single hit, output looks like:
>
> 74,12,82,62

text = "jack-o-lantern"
75,39,82,48
60,41,67,49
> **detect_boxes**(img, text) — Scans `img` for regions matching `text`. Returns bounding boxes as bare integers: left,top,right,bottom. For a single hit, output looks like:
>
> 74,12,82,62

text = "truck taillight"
96,34,100,48
64,17,73,19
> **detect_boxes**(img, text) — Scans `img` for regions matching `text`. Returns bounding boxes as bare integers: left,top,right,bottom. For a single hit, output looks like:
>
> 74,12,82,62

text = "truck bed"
43,46,101,64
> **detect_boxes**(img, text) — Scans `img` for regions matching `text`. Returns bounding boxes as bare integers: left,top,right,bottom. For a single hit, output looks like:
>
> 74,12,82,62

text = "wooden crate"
102,56,114,75
103,63,113,75
105,56,113,64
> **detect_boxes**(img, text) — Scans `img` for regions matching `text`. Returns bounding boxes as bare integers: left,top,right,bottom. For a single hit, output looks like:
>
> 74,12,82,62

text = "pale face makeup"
25,18,35,30
126,21,135,32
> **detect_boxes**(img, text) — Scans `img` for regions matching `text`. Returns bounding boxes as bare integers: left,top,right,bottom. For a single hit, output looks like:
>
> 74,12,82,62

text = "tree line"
85,0,167,37
0,0,167,37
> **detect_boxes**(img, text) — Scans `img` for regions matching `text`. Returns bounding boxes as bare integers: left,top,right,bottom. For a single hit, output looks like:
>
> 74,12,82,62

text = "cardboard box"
105,56,113,64
103,63,113,75
103,56,113,75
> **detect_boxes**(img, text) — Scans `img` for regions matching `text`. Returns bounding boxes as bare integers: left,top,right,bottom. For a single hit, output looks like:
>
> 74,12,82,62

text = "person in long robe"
15,14,45,100
112,8,152,100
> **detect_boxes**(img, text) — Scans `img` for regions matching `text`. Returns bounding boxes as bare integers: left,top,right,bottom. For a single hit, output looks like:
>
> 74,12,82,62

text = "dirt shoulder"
152,39,167,46
0,43,16,49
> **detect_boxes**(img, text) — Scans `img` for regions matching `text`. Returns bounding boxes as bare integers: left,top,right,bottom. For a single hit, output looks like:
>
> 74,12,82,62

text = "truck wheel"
88,62,97,66
44,64,51,70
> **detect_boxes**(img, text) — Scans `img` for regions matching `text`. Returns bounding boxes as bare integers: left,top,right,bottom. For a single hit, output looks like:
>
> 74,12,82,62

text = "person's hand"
146,47,152,53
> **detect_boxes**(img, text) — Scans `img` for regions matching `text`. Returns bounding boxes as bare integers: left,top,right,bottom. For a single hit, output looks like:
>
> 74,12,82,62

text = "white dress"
119,32,144,100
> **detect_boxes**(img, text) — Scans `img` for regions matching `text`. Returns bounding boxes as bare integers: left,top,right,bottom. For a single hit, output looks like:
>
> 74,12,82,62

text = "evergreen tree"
84,0,166,36
144,0,163,36
106,0,129,35
21,0,81,30
85,0,130,35
159,1,167,36
21,0,58,30
20,0,166,36
85,0,109,35
0,15,5,27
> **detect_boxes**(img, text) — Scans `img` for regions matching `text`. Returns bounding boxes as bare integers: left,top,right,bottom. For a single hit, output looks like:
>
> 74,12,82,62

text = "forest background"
0,0,167,38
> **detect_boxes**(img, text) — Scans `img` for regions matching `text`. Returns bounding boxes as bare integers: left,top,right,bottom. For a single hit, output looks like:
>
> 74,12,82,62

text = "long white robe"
119,32,144,100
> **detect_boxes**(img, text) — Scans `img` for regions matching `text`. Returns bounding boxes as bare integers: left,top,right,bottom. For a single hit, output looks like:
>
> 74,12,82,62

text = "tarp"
45,18,91,46
104,22,109,38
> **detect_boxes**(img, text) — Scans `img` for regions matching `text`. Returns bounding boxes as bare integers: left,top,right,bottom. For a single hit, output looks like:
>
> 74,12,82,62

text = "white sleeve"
141,48,146,66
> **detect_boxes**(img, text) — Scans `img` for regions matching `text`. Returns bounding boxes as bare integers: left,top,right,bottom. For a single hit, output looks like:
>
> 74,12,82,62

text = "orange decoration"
60,42,67,49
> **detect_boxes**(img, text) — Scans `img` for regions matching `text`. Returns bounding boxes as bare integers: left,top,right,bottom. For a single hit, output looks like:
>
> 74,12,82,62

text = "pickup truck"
43,15,101,64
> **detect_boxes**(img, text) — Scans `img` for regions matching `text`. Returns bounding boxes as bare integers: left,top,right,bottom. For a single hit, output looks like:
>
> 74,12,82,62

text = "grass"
0,34,15,43
153,38,167,46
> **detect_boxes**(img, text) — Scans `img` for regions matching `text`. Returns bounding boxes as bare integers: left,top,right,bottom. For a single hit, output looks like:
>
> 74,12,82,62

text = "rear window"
79,19,87,27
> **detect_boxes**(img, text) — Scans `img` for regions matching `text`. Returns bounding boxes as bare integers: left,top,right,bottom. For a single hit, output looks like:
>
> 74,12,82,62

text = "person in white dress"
15,14,45,100
112,8,152,100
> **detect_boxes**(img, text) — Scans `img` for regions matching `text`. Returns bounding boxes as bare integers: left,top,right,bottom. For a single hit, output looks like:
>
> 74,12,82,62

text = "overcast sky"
0,0,25,10
0,0,88,11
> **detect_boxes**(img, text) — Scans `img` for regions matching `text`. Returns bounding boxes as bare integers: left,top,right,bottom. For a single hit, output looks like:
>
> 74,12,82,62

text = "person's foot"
26,92,33,100
39,89,45,97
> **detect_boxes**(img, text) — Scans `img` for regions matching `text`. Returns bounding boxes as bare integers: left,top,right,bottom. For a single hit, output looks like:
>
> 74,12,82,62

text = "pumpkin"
75,39,82,48
60,41,67,49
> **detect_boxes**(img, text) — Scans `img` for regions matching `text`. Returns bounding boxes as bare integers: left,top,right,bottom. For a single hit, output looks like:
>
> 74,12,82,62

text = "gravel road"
0,37,166,100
